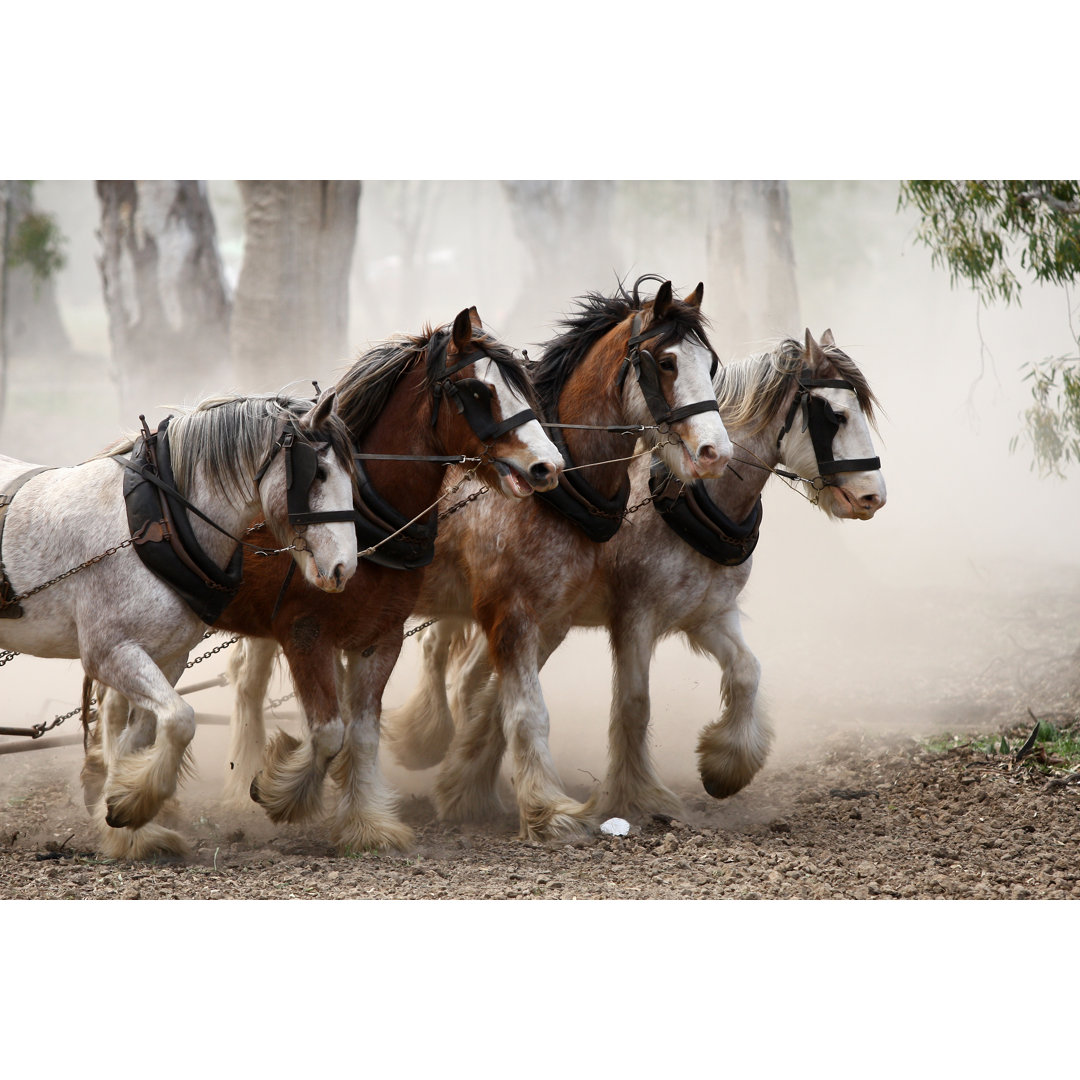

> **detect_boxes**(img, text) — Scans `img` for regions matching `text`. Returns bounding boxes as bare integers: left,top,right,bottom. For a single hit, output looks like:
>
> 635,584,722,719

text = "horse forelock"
716,337,879,436
533,274,712,418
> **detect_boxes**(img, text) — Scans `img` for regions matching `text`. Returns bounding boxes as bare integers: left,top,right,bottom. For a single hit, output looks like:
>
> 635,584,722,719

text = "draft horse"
380,276,733,841
395,329,887,823
160,308,562,855
1,392,359,857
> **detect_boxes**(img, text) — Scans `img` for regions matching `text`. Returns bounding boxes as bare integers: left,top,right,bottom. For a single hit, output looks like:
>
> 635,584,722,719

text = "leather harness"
648,459,762,567
121,416,246,625
349,329,538,569
776,368,881,483
538,312,720,543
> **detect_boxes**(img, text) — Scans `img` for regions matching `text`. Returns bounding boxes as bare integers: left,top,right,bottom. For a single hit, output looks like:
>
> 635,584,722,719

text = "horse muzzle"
493,459,560,498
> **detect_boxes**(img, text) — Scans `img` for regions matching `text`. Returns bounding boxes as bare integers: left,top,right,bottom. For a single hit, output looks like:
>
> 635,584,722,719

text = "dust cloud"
2,180,1077,825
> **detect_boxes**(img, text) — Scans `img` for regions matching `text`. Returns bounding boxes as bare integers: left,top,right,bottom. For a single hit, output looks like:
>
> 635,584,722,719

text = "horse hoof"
701,774,740,800
105,798,136,829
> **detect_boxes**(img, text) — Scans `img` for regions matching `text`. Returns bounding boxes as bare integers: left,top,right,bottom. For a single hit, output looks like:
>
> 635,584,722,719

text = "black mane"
532,274,714,418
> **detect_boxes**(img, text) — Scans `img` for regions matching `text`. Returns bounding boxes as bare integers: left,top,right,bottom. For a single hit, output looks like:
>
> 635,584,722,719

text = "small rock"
600,817,630,837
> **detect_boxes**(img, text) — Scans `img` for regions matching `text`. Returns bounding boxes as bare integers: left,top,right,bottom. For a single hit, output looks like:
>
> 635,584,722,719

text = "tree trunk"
501,180,621,340
96,180,231,418
0,182,10,428
231,181,361,392
705,180,800,359
1,180,71,360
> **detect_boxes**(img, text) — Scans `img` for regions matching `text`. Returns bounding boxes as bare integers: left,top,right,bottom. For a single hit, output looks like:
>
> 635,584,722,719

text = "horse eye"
659,356,676,374
315,465,328,482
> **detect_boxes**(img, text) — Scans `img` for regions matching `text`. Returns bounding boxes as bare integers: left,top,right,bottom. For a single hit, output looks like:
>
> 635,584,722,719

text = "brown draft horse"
381,277,733,842
87,309,562,856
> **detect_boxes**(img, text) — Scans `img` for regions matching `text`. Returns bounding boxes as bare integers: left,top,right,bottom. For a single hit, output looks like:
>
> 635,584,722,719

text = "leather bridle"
775,369,881,489
427,329,538,445
615,312,720,429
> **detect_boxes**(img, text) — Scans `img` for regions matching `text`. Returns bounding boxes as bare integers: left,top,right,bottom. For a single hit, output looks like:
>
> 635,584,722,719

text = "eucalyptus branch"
1017,186,1080,215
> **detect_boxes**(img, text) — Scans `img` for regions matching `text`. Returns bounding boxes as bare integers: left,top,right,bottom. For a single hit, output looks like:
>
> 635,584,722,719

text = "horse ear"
452,308,473,352
804,328,825,366
308,388,337,427
820,328,835,348
683,282,704,309
469,305,483,330
652,280,674,320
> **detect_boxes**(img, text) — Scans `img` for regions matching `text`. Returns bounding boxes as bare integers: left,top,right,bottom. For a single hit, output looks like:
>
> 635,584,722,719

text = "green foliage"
1011,355,1080,475
899,180,1080,305
900,180,1080,474
7,209,67,283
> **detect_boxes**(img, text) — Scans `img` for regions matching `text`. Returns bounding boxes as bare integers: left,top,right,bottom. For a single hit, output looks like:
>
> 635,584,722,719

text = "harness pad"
123,418,243,625
648,459,762,567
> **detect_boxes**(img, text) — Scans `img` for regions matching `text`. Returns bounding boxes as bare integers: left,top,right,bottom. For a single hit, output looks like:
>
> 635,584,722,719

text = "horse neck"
555,337,638,498
705,355,791,519
352,364,446,517
186,468,262,568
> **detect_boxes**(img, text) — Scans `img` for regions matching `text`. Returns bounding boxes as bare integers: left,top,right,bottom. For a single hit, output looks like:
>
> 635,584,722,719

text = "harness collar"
648,458,762,567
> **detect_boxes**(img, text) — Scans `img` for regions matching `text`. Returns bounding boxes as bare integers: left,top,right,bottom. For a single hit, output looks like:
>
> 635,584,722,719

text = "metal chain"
30,701,89,739
403,618,438,639
0,649,18,667
10,536,138,605
437,484,490,520
185,635,239,669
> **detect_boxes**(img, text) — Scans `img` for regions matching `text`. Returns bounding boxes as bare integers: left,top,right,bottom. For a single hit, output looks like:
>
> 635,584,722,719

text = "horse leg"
222,636,278,807
249,629,343,823
690,609,773,798
599,615,685,821
80,679,136,812
438,611,595,842
382,617,467,771
328,640,414,854
91,651,194,858
432,633,507,824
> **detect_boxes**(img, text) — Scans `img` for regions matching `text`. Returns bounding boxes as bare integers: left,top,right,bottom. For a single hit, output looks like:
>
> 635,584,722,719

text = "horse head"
430,307,563,498
617,278,732,481
256,392,360,592
776,329,886,520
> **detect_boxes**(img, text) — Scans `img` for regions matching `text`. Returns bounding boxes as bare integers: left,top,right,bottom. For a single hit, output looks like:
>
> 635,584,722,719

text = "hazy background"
3,179,1077,802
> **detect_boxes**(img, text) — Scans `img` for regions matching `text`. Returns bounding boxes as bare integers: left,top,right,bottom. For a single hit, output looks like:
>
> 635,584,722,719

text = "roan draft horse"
394,328,887,824
1,393,359,858
379,276,733,842
109,307,563,856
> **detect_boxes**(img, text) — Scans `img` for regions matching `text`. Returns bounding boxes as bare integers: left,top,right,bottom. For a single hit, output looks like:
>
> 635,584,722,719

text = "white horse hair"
0,392,358,858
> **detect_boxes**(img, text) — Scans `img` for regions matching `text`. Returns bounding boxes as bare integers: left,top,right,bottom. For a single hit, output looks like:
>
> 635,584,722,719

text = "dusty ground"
3,625,1078,901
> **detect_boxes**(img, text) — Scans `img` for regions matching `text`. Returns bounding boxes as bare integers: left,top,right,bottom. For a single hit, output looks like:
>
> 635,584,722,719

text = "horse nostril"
332,563,345,587
529,462,555,483
860,493,884,510
698,444,719,463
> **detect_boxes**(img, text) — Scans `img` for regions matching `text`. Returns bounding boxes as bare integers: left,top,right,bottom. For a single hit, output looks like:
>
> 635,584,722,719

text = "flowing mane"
333,324,538,440
167,394,354,504
715,337,880,437
532,274,715,418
